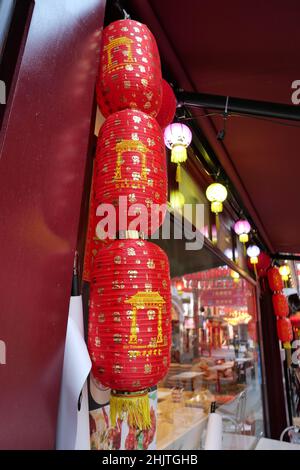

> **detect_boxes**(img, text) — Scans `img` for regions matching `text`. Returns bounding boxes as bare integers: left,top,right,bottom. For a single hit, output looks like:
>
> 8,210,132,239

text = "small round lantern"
234,219,251,243
170,189,185,211
279,264,291,282
272,293,289,317
156,79,177,129
230,270,240,283
247,245,260,265
267,267,284,292
247,245,260,276
164,123,192,182
96,19,162,118
277,317,293,347
88,238,171,429
95,109,167,238
206,183,228,214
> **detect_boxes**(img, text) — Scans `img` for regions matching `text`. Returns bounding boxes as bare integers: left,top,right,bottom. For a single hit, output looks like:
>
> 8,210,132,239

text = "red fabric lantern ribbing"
156,79,177,129
94,109,167,238
267,267,284,291
96,19,162,118
272,293,289,317
277,317,293,343
88,238,171,428
83,176,110,282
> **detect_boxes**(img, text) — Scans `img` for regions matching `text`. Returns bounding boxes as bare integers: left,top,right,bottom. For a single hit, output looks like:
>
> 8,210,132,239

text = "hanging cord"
114,0,131,19
217,96,229,141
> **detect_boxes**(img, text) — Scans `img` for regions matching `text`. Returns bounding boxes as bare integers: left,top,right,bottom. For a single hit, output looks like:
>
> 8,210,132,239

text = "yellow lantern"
206,183,228,214
170,189,185,211
279,264,290,282
230,270,240,283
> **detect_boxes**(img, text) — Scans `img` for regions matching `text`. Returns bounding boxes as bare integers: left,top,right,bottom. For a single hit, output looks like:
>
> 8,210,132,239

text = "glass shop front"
154,220,264,450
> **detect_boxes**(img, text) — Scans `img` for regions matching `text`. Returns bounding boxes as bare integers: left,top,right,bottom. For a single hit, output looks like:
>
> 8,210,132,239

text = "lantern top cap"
206,182,228,202
164,123,192,149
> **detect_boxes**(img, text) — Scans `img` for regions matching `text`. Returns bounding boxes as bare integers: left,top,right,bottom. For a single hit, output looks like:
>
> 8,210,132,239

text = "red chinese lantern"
247,252,271,277
88,238,171,429
272,293,289,317
156,79,177,129
94,109,167,238
96,19,162,118
277,317,293,344
267,267,284,292
290,312,300,338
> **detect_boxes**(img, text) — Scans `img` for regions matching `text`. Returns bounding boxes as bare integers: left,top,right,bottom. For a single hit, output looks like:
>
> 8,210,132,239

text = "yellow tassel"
176,164,181,183
215,213,220,233
253,264,257,278
110,389,151,430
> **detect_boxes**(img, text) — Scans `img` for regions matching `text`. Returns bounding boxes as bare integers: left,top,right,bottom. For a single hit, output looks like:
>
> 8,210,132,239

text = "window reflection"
156,264,263,449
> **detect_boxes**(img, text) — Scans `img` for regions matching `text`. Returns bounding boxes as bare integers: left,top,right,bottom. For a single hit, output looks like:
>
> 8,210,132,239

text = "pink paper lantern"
234,220,251,235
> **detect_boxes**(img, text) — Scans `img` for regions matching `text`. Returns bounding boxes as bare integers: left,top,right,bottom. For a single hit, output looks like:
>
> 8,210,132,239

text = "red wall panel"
0,0,106,449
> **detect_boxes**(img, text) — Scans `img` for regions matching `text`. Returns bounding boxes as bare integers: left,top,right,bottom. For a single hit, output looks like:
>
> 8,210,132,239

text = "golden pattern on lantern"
125,291,165,348
104,36,134,72
114,140,148,186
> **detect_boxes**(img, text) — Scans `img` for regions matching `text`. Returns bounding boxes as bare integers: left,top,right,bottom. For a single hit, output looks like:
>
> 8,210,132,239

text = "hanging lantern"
94,109,167,238
234,219,251,244
277,317,293,347
272,293,289,317
88,238,171,429
176,280,183,292
96,19,162,118
279,264,291,282
170,189,185,211
164,123,192,182
256,252,271,277
267,267,284,292
290,312,300,338
247,252,271,277
156,79,177,129
230,270,240,283
247,245,260,265
205,183,228,214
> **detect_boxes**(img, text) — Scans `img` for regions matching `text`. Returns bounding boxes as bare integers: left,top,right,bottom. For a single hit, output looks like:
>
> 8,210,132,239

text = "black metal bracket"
176,91,300,122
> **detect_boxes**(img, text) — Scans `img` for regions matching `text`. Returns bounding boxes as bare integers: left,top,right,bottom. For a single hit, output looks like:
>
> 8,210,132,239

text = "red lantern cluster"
96,20,162,118
94,108,167,238
89,239,171,390
267,267,293,347
86,19,171,430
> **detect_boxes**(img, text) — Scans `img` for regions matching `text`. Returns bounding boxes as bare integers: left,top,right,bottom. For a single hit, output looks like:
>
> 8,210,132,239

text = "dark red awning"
127,0,300,253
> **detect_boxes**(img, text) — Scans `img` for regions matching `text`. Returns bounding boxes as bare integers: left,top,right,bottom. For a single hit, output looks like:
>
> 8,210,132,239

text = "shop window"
153,215,264,449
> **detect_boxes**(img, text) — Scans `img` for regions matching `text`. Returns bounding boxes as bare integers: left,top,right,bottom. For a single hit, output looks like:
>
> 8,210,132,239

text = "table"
208,362,234,393
255,437,300,450
169,371,204,391
223,433,258,450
